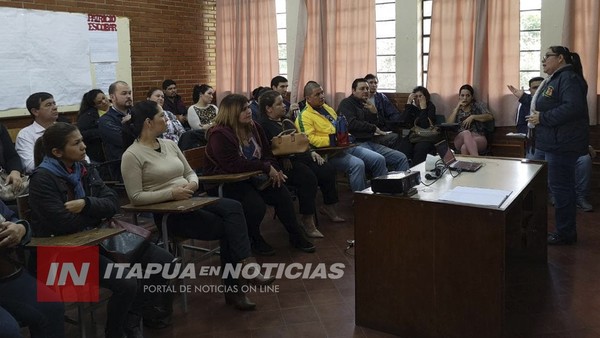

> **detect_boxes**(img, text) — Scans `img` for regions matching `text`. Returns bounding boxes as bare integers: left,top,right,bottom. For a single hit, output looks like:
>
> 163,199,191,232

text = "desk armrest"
28,227,125,247
121,196,220,214
198,171,262,184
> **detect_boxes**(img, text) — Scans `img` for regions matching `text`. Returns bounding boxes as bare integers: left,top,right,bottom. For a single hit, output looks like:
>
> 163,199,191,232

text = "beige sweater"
121,139,198,205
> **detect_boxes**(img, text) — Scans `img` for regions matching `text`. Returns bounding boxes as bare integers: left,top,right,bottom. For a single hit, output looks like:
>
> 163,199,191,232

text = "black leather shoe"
547,232,577,245
251,236,275,256
290,236,316,253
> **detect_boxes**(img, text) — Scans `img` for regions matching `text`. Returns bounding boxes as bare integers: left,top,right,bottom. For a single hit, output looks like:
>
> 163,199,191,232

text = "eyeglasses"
530,85,540,89
542,53,558,62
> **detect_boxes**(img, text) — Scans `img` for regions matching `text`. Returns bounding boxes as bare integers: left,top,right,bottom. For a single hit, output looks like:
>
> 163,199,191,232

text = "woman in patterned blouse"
187,84,218,130
446,84,494,156
147,88,186,143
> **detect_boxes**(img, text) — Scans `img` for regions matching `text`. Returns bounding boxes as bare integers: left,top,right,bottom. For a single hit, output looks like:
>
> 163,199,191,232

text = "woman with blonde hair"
205,94,316,255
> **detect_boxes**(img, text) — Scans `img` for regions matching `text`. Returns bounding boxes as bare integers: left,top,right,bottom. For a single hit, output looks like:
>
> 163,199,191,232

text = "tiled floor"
62,183,600,338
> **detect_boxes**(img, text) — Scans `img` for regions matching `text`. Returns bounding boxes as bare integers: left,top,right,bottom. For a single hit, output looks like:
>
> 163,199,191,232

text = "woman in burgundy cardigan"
205,94,315,256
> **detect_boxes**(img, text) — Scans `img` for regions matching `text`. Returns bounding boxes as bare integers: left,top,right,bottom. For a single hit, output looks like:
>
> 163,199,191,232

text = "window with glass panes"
276,0,287,76
375,0,396,91
421,0,432,86
519,1,541,89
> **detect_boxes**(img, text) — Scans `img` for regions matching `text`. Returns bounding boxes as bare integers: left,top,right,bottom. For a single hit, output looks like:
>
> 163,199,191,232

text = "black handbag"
99,219,152,263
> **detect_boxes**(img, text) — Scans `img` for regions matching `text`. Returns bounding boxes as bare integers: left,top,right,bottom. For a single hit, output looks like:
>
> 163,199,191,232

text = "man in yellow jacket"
296,81,387,191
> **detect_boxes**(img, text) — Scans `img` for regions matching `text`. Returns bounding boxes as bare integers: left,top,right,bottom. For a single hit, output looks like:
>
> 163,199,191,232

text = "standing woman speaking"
527,46,589,245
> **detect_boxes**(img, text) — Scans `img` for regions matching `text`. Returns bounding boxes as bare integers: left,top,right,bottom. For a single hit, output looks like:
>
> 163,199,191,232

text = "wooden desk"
198,171,262,197
354,156,547,338
121,197,220,250
313,144,357,157
28,227,124,247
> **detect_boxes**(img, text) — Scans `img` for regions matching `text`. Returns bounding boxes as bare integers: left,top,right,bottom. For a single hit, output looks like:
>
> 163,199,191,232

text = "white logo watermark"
104,262,346,280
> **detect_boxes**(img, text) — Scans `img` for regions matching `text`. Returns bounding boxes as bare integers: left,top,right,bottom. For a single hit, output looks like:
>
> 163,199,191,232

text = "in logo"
37,246,99,302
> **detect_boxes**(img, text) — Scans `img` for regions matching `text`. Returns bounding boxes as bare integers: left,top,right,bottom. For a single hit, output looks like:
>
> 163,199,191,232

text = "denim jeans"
346,145,388,176
575,154,592,199
328,152,367,192
356,141,410,171
0,269,65,338
544,151,579,239
531,149,591,201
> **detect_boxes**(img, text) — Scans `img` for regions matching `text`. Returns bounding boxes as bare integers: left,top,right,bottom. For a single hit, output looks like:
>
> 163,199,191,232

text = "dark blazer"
337,95,378,141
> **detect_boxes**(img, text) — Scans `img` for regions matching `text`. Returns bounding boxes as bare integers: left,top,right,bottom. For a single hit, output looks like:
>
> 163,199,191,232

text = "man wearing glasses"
510,76,544,134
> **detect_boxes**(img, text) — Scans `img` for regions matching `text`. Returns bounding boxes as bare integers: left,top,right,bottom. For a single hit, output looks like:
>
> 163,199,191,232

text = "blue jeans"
531,149,591,201
575,154,592,200
0,269,65,338
356,141,410,171
544,151,579,239
328,151,368,192
346,145,388,177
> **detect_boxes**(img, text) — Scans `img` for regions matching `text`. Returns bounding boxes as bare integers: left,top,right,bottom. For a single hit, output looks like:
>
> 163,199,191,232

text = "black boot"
224,290,256,311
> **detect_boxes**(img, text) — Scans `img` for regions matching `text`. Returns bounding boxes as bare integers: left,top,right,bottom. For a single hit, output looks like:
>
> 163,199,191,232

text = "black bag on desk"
99,219,152,263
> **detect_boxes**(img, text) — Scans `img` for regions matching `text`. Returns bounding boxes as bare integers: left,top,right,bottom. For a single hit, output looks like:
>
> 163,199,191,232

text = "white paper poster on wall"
94,63,117,94
0,8,92,111
88,14,119,63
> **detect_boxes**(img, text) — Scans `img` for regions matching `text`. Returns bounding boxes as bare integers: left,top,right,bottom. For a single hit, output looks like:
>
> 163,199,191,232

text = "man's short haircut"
108,81,129,95
303,81,321,98
364,73,377,81
270,76,288,89
26,92,53,115
529,76,544,87
352,78,368,90
162,79,176,90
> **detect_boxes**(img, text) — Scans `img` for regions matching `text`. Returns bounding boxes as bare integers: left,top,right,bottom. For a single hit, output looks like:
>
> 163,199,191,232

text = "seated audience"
399,86,438,165
295,81,387,192
249,86,267,121
147,88,186,143
364,73,403,128
187,84,218,130
0,124,25,202
162,79,188,128
15,92,59,174
258,90,344,237
446,84,494,155
270,75,299,116
204,94,315,255
121,101,273,311
99,80,133,180
77,89,111,162
337,78,410,171
29,122,175,336
0,199,65,338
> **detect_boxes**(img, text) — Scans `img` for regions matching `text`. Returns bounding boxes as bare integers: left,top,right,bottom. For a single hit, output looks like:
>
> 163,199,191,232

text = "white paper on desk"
439,186,512,208
505,132,527,138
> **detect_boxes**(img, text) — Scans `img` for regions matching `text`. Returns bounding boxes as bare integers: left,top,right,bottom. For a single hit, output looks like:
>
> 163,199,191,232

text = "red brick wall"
0,0,216,106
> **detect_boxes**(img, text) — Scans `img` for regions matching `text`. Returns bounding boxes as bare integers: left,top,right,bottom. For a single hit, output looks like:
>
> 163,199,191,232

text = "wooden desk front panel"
355,158,547,337
355,195,505,338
